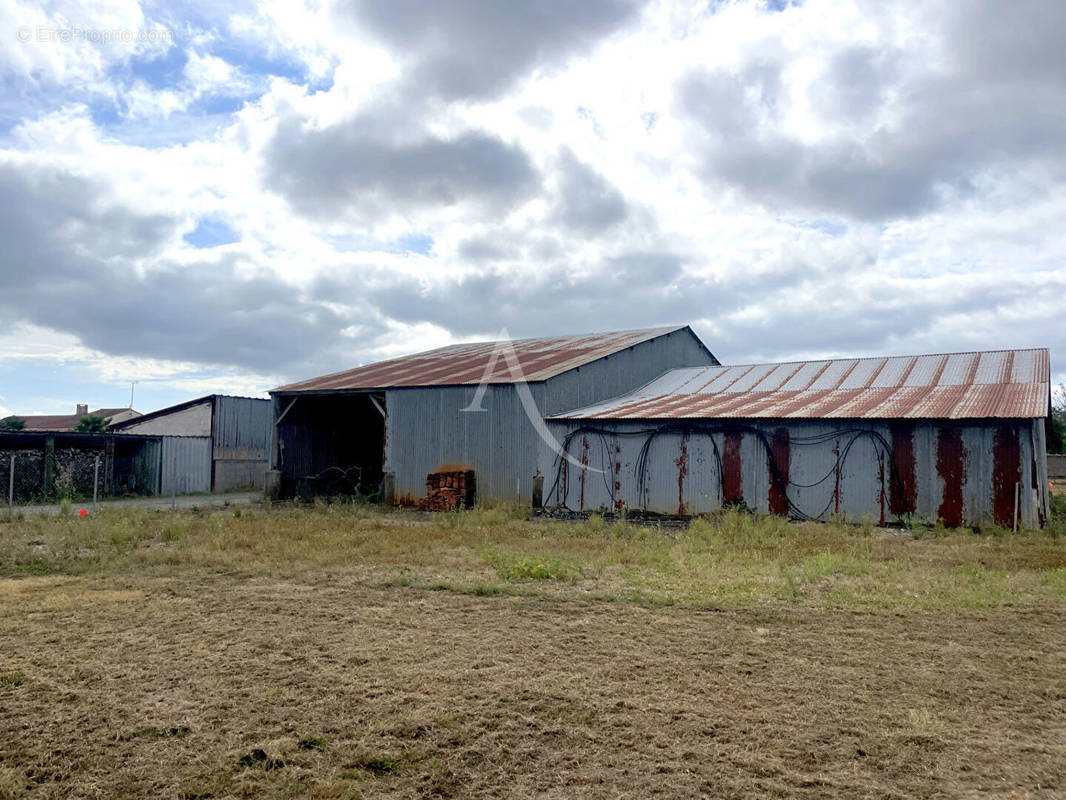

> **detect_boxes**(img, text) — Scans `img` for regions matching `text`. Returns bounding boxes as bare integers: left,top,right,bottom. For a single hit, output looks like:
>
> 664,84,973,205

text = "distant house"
20,404,141,432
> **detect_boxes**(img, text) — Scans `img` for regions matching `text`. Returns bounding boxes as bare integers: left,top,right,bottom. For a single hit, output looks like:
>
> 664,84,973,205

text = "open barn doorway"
275,392,386,500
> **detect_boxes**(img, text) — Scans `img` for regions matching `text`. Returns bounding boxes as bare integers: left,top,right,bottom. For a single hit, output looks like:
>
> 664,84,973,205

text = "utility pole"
129,381,138,409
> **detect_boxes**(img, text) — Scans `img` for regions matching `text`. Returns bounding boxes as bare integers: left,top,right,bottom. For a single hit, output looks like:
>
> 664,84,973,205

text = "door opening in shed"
276,393,386,499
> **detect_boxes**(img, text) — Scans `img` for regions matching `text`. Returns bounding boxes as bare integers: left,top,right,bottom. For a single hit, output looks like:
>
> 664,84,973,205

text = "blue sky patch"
184,218,241,248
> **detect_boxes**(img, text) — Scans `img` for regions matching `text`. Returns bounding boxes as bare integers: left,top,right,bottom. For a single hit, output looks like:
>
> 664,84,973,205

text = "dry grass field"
2,499,1066,799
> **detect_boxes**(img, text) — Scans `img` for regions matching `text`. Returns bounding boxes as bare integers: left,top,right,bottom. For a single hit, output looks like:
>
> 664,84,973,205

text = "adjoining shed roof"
550,348,1050,421
109,395,213,430
108,394,267,430
274,326,706,393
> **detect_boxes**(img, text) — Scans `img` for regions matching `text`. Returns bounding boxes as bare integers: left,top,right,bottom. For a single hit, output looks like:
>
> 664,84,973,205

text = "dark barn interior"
275,393,385,499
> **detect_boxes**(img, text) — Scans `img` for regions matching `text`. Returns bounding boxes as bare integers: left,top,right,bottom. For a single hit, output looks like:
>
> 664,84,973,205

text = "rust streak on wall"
675,433,689,516
768,428,790,517
722,433,742,504
936,426,966,528
992,426,1021,527
889,423,917,516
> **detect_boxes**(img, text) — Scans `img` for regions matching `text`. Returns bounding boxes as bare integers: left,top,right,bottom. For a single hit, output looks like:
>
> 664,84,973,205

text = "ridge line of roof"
704,346,1049,371
272,325,694,393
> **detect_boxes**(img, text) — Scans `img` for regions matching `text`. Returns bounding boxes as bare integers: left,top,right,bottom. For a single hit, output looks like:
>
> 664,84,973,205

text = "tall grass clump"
1047,494,1066,538
481,546,582,582
685,510,793,549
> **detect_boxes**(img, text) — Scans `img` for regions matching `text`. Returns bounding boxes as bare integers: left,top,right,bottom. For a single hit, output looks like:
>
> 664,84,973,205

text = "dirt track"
2,573,1065,799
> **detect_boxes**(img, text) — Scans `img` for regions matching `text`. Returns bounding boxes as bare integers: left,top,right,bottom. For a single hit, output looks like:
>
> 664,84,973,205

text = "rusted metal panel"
722,433,743,504
275,326,712,392
551,348,1049,421
992,426,1022,527
768,428,790,516
936,426,966,527
888,423,917,516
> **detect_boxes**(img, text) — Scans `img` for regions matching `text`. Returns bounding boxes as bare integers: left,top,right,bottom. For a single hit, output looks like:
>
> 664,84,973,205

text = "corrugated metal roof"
275,326,696,392
550,348,1050,421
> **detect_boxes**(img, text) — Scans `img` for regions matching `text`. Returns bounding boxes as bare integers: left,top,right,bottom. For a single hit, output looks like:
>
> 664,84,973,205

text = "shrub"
73,415,111,433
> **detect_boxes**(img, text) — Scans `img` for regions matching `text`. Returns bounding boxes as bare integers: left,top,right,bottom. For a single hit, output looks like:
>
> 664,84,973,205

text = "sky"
0,0,1064,417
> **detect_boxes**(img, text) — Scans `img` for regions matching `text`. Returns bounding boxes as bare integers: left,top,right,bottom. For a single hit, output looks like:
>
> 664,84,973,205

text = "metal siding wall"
542,328,717,416
913,422,938,523
213,460,268,493
212,396,271,460
270,395,281,470
385,383,544,503
540,419,1042,528
159,436,212,495
1034,421,1050,522
131,439,162,495
212,396,271,491
963,425,992,527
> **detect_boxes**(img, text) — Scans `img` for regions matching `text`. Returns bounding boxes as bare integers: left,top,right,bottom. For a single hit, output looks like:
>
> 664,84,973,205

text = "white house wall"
118,402,212,436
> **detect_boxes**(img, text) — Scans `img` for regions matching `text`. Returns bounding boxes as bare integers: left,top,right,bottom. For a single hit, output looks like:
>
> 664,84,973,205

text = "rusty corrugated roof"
275,326,697,392
550,348,1050,420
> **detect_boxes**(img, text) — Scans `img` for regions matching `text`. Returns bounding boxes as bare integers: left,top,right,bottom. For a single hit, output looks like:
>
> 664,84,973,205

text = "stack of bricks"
418,470,476,511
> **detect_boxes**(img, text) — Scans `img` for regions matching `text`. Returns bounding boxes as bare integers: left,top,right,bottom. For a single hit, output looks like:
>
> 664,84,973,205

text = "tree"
0,415,26,431
74,415,111,433
1050,383,1066,454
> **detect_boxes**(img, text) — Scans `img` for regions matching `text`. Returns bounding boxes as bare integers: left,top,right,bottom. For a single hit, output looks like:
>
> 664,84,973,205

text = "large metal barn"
269,326,717,502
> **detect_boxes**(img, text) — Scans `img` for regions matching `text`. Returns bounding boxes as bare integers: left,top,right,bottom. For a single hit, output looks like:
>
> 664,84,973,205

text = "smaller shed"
542,348,1051,529
112,395,271,492
1,430,166,500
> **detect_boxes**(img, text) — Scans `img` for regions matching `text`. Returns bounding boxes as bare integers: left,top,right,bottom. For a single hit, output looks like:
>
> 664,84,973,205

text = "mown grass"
2,497,1066,612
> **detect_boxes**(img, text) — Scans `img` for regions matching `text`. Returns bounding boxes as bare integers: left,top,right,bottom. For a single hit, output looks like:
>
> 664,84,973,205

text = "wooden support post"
93,455,100,511
1013,481,1020,533
532,474,544,508
7,454,13,518
104,437,115,497
43,434,55,498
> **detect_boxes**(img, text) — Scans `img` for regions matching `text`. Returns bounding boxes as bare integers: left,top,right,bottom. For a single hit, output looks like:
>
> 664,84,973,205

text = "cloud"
550,149,628,234
0,160,350,373
264,109,540,223
2,0,1066,413
676,0,1066,221
334,0,646,100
